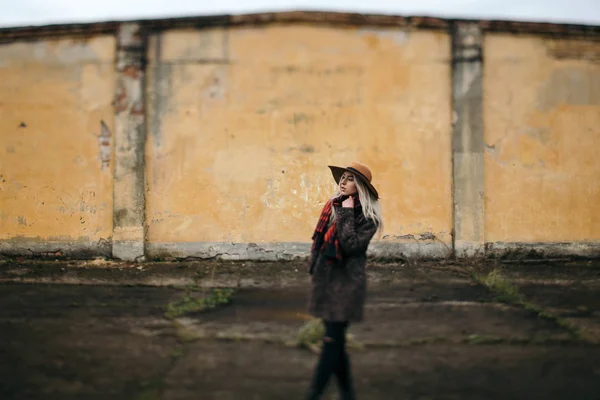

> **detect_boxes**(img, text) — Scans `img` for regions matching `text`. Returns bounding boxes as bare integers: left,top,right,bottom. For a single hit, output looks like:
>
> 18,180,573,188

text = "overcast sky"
0,0,598,28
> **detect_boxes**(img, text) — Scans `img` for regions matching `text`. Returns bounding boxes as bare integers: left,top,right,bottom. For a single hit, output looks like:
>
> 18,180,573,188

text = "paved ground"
1,258,600,399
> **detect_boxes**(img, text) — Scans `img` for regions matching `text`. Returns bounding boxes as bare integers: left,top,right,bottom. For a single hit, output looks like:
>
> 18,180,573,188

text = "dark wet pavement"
1,260,600,399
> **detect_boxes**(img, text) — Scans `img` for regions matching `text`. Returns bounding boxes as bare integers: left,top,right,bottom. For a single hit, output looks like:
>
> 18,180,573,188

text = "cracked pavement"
1,259,600,399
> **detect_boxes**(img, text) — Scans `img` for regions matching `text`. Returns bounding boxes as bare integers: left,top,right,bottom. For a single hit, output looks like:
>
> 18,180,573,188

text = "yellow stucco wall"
484,34,600,242
1,21,598,257
0,36,115,242
145,25,453,244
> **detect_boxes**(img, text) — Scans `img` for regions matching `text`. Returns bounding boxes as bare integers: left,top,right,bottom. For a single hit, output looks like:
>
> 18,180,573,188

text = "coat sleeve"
335,206,378,256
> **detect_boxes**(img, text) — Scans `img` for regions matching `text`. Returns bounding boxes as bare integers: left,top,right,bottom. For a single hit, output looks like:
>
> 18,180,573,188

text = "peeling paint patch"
419,232,436,241
114,73,144,114
521,127,551,144
17,216,27,226
202,68,227,100
484,143,496,156
357,28,409,46
382,232,440,241
289,112,311,125
271,65,364,77
546,39,600,62
98,120,111,170
299,144,315,153
78,200,97,214
0,37,114,66
538,68,600,111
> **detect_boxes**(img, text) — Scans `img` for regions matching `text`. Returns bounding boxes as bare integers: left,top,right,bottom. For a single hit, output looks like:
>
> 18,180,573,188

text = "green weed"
165,287,233,319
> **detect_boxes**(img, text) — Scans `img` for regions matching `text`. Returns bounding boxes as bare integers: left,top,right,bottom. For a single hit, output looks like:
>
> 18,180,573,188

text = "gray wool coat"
308,205,378,323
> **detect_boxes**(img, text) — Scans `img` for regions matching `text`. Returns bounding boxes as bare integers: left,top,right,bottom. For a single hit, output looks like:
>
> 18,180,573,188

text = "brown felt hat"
328,162,379,200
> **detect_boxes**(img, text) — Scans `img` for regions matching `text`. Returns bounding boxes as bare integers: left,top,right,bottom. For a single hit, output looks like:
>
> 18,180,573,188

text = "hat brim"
328,165,379,200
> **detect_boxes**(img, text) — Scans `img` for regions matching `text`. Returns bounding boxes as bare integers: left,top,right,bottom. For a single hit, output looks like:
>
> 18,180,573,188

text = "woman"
306,162,383,400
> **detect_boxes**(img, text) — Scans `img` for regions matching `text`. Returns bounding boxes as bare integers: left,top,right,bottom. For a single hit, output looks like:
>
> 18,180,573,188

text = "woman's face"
339,172,358,196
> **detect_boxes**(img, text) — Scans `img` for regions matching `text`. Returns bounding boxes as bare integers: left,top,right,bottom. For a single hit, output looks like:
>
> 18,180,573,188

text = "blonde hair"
329,175,383,235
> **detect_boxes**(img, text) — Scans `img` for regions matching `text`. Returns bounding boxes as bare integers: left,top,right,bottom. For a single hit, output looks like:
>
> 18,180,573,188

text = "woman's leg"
306,321,347,400
333,324,355,400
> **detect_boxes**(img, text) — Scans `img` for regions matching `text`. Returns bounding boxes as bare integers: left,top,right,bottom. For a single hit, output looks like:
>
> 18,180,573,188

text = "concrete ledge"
2,239,598,260
143,240,600,261
454,241,485,258
146,241,452,261
0,239,111,259
112,240,145,262
146,242,310,261
486,242,600,259
370,241,452,259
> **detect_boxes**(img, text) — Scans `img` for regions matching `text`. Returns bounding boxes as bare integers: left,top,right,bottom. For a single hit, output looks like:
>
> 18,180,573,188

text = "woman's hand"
342,196,354,208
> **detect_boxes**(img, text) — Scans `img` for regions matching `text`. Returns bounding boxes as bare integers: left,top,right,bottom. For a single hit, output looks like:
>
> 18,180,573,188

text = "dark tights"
307,321,355,400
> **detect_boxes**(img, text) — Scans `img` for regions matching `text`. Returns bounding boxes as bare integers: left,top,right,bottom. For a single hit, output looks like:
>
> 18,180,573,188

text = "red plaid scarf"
308,195,361,273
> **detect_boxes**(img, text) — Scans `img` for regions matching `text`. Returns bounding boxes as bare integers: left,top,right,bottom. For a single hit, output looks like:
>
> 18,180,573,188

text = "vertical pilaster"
451,22,485,257
112,23,147,261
